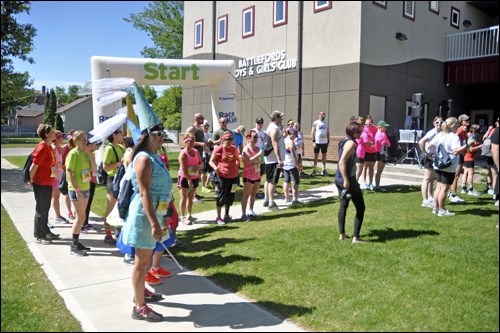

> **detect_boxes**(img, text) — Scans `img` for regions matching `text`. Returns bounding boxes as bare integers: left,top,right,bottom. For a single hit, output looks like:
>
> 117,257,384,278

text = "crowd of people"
26,106,498,321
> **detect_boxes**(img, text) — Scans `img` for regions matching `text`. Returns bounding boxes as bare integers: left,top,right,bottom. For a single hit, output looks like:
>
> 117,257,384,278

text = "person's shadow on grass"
366,227,439,243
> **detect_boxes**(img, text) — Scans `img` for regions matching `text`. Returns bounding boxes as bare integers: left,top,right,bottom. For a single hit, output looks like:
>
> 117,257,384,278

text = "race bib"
81,169,91,183
188,165,199,177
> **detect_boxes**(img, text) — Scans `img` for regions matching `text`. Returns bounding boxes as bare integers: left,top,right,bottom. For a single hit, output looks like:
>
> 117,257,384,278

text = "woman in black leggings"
335,121,365,243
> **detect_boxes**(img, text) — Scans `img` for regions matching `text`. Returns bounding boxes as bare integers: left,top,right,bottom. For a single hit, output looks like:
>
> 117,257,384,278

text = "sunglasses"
434,121,444,125
224,138,233,141
204,125,209,128
114,130,123,134
251,136,258,139
149,130,165,138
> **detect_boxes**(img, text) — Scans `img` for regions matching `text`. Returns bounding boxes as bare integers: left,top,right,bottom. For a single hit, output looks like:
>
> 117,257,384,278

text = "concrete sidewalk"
1,156,421,332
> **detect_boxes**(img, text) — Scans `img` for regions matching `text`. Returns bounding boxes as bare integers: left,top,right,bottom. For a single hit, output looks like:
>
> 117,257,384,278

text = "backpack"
21,153,33,183
117,166,134,220
112,163,126,199
97,145,119,185
58,170,68,195
434,143,452,169
481,137,492,157
262,134,274,156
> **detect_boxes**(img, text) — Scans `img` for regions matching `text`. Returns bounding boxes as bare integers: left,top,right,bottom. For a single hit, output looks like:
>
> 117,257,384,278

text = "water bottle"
259,146,265,164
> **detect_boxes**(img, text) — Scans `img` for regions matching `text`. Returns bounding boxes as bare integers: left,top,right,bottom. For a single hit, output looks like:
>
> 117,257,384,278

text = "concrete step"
381,171,423,184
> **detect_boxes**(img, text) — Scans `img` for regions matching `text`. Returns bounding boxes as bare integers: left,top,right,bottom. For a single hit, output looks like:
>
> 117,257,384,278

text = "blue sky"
12,1,154,91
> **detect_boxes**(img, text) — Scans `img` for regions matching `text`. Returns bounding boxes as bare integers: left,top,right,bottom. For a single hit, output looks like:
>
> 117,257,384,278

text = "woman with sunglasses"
50,130,70,225
121,124,172,322
65,130,93,256
209,132,240,225
418,116,443,208
241,130,264,220
178,134,202,225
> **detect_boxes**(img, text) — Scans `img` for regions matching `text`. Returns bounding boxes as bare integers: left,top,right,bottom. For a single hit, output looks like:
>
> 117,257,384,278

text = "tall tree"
125,1,184,129
49,88,57,125
1,1,37,123
54,113,64,133
124,1,184,59
43,90,50,123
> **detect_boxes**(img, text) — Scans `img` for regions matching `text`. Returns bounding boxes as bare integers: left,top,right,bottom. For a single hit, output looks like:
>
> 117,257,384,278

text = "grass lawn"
2,152,498,331
1,205,83,332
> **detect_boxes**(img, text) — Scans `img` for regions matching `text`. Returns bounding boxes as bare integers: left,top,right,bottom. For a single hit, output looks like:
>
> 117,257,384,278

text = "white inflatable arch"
90,56,237,130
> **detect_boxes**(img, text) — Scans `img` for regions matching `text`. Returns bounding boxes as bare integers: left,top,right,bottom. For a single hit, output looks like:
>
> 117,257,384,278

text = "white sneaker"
449,194,465,203
427,198,435,204
467,189,480,197
438,209,455,217
432,208,438,214
248,210,257,217
460,187,468,194
487,189,494,195
495,200,499,207
421,200,432,208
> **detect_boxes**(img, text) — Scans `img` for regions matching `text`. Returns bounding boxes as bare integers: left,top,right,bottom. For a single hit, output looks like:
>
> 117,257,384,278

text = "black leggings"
335,177,365,237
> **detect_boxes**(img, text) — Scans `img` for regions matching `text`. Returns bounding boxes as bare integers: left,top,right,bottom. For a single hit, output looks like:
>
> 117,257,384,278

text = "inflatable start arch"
90,56,237,130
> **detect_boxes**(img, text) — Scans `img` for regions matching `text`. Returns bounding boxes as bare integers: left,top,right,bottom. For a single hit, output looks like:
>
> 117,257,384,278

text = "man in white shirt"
311,111,330,176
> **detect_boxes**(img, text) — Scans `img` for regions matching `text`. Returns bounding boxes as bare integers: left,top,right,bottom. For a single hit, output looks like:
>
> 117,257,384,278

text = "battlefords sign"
235,50,297,78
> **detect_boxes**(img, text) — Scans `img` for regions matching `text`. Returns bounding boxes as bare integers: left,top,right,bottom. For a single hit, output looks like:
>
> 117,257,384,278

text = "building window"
429,1,439,14
403,1,415,20
273,1,288,27
450,6,460,29
313,1,332,13
217,14,228,44
194,19,203,49
242,6,255,38
372,1,387,9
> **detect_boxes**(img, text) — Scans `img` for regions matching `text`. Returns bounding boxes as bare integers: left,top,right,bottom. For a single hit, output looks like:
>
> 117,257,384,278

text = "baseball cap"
271,110,284,120
256,117,264,124
377,120,390,127
458,114,470,122
237,125,246,133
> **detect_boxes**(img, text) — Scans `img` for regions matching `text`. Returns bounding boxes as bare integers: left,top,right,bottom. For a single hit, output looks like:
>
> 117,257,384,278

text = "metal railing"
446,25,499,61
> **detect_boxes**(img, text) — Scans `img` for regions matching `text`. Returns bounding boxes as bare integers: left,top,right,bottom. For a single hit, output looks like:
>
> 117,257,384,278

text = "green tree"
43,90,50,123
153,86,182,130
124,1,183,59
54,113,64,133
49,89,57,125
1,1,37,123
55,85,81,104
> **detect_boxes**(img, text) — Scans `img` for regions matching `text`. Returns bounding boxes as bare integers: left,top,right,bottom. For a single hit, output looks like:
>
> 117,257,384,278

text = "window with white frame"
314,1,332,13
403,1,415,20
450,6,460,29
242,6,255,38
194,19,203,49
429,1,439,14
372,1,387,9
217,14,228,44
273,1,287,27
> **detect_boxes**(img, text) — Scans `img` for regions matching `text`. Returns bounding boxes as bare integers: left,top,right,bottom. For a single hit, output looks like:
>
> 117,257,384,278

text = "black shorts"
265,163,281,185
178,176,200,189
106,176,114,193
283,167,300,185
435,170,455,185
364,152,377,162
313,143,328,154
463,160,475,168
376,153,387,163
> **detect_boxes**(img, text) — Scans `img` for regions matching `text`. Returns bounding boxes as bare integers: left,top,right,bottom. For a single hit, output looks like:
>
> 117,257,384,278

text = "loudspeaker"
412,93,423,118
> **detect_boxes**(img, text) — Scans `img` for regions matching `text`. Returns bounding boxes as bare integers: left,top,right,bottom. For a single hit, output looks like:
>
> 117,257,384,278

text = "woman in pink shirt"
178,134,202,225
360,115,378,190
374,121,391,191
209,132,240,225
241,130,263,220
